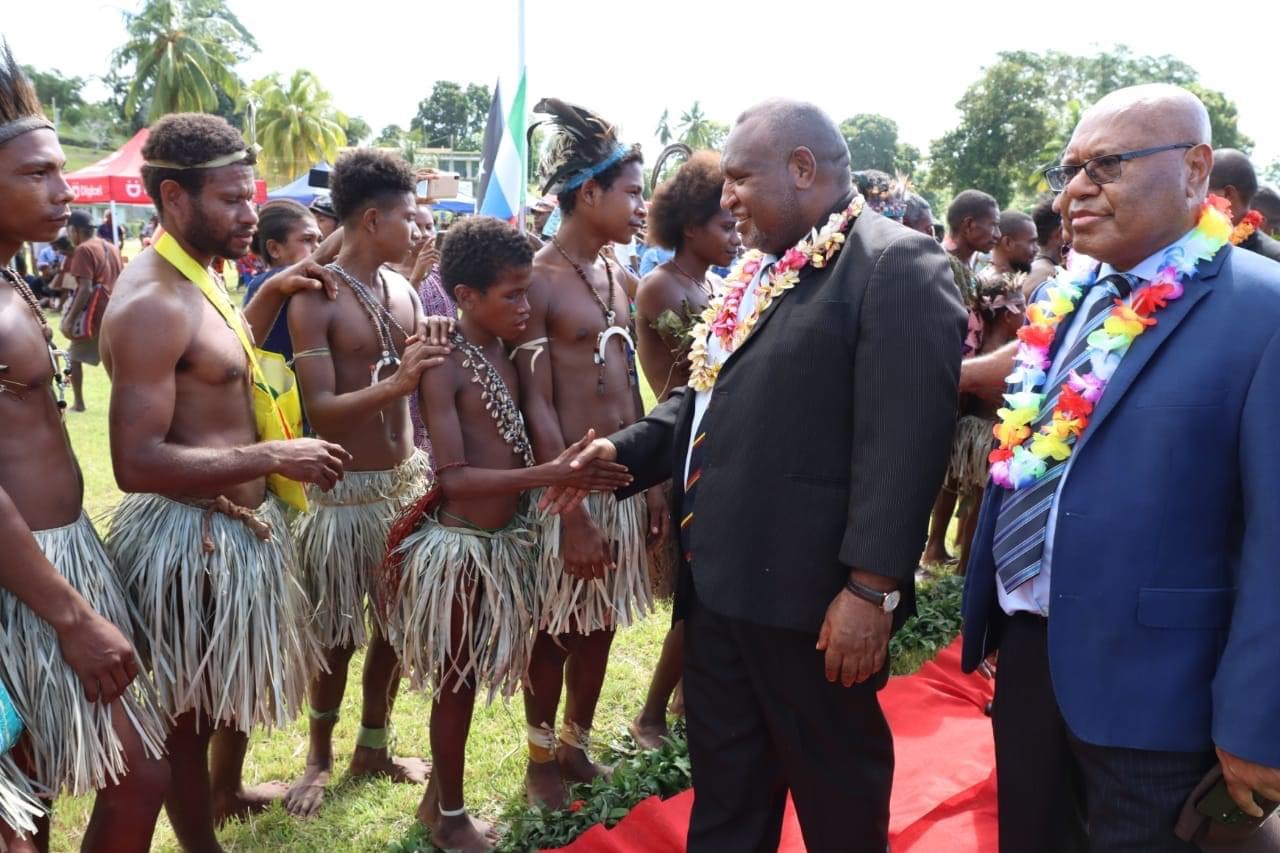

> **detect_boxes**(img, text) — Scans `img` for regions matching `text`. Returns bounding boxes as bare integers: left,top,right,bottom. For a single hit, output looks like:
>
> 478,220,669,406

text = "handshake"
541,432,623,514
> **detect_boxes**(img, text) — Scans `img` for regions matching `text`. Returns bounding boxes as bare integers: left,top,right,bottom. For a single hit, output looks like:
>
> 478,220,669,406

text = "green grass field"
61,144,110,174
45,320,670,852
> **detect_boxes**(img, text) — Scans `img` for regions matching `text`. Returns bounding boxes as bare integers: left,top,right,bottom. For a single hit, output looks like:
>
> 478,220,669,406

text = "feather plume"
530,98,625,195
0,39,47,126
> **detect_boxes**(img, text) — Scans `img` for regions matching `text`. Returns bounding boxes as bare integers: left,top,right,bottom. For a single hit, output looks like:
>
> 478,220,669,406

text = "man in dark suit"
962,84,1280,851
1210,148,1280,263
546,99,965,851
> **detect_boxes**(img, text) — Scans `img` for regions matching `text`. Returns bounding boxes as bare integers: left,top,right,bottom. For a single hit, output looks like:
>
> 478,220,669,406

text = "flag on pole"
477,70,527,224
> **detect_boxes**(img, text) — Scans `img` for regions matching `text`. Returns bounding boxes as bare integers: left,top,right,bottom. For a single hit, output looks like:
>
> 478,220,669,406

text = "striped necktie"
992,273,1136,594
679,432,707,564
678,259,774,565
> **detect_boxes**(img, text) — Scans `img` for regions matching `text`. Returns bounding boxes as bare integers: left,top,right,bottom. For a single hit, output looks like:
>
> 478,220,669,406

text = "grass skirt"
293,450,428,648
0,514,166,796
386,508,537,705
533,491,652,636
948,414,996,496
108,494,324,733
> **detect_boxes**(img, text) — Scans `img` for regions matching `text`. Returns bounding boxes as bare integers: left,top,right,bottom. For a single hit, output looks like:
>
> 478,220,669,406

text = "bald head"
722,99,854,254
1060,84,1215,270
734,99,850,177
1080,84,1210,147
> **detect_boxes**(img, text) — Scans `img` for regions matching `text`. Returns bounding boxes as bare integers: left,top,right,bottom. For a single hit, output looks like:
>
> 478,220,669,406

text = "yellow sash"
153,233,309,512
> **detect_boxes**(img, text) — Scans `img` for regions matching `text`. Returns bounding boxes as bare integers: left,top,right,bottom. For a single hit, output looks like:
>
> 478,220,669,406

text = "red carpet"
548,638,998,852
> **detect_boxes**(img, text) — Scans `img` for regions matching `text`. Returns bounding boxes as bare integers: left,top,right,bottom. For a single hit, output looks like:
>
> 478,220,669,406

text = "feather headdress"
0,40,54,147
529,98,634,196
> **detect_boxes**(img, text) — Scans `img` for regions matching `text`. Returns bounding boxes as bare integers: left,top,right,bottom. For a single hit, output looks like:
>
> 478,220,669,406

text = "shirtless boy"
514,99,665,807
284,148,448,816
385,216,630,850
101,113,350,853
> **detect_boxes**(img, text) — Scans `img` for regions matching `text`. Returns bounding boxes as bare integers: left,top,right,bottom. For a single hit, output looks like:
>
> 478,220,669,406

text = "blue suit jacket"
961,244,1280,768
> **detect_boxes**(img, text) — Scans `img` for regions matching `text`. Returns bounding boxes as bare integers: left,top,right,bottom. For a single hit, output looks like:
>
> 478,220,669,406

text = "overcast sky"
9,0,1280,174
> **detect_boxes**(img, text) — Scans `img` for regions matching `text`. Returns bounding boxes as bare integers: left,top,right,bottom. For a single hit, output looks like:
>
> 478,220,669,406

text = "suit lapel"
1072,246,1227,459
720,261,823,375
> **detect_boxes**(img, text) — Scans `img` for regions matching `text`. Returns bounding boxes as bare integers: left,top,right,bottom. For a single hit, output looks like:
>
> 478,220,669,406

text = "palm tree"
655,109,673,146
678,102,720,150
244,71,348,184
112,0,258,121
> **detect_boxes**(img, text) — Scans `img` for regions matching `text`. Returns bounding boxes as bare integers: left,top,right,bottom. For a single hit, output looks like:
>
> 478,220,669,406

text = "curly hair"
440,216,533,293
252,200,314,266
141,113,254,214
329,149,415,222
556,146,644,216
647,151,725,252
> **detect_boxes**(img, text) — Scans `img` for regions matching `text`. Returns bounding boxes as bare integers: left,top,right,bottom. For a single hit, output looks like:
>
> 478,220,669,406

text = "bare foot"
70,403,86,413
419,776,499,852
212,781,288,826
525,760,567,811
557,743,612,784
630,717,670,751
920,545,953,566
348,746,429,785
283,762,332,818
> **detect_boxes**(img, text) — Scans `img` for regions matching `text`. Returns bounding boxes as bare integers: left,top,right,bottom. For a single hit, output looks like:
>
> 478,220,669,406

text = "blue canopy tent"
266,162,331,206
433,196,475,214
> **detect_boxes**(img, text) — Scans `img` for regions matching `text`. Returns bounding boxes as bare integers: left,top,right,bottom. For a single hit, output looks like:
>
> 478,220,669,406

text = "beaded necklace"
450,331,535,466
549,237,637,394
328,263,409,386
0,266,70,409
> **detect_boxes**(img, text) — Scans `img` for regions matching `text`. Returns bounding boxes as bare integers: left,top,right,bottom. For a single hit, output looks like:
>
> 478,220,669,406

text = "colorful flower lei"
687,196,865,392
989,196,1233,490
1230,209,1263,246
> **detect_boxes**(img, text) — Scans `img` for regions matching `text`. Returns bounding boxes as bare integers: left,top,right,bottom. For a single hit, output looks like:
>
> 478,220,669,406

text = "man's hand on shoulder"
270,259,339,301
816,571,895,687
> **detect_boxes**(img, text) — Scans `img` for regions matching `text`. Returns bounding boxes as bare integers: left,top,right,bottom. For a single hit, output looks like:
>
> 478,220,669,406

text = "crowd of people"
2,33,1280,853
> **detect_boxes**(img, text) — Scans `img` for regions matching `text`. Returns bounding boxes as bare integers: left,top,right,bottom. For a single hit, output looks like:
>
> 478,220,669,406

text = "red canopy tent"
66,128,267,243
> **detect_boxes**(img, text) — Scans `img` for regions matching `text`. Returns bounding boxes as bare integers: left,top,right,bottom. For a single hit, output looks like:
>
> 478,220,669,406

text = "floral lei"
687,195,865,391
989,196,1233,490
1230,209,1263,246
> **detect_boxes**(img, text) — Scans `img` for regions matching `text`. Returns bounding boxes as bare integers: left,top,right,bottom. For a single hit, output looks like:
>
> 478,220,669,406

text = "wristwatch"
844,577,901,613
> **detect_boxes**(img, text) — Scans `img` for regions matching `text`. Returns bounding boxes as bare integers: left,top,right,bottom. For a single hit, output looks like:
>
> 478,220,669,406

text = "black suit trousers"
684,599,893,853
993,613,1214,853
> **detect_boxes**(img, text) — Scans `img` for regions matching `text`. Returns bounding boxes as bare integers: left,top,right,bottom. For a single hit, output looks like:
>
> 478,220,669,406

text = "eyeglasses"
1043,144,1195,192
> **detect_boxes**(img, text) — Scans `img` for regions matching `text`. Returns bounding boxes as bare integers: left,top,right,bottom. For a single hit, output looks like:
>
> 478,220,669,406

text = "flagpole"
517,0,527,232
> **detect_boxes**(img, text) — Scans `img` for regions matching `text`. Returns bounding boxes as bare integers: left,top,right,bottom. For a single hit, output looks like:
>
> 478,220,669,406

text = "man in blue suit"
962,84,1280,851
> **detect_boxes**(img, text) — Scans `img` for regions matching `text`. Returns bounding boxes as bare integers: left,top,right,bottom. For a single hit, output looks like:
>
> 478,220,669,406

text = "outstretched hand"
538,436,619,515
273,259,340,301
550,430,633,492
